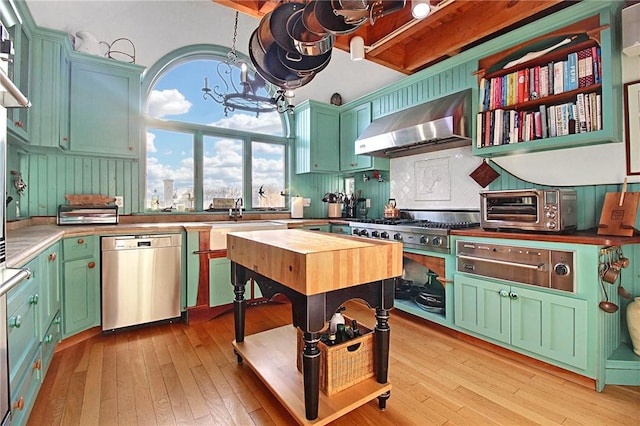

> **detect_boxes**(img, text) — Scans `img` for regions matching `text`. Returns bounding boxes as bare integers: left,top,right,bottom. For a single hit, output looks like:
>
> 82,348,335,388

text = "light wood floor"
28,301,640,426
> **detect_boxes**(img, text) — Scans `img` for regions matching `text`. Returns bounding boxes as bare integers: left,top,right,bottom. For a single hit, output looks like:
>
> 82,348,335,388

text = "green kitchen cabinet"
38,242,60,341
454,273,588,370
6,22,31,141
339,103,389,172
209,257,235,307
331,224,351,235
68,53,144,157
300,224,331,232
28,29,70,149
295,100,340,174
6,257,40,386
209,257,260,307
185,231,201,308
62,236,100,337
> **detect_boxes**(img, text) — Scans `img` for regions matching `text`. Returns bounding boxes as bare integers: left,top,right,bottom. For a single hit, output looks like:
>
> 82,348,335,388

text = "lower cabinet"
209,257,260,307
454,273,588,370
62,236,100,337
331,224,351,235
6,244,62,426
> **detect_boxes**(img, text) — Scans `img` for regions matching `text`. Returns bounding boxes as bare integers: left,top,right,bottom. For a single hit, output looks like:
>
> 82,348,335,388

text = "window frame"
141,44,292,213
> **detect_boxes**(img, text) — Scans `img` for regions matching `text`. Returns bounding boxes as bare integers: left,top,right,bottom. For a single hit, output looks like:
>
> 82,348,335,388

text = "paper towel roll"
291,196,304,218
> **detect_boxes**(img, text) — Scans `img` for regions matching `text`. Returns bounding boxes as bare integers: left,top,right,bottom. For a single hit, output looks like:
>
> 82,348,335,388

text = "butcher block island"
227,230,402,424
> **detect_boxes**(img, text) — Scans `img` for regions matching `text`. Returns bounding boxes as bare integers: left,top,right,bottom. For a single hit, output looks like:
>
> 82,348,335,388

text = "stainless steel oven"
456,240,575,292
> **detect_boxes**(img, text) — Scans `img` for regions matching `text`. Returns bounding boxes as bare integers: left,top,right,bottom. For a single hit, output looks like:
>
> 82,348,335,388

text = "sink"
207,221,288,250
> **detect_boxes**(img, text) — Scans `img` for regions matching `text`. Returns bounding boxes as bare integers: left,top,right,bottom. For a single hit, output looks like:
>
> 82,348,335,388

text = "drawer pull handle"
44,334,53,344
9,315,21,328
49,252,57,261
77,238,84,245
33,359,42,370
54,316,62,324
29,294,39,305
499,289,509,297
88,261,96,269
13,396,25,410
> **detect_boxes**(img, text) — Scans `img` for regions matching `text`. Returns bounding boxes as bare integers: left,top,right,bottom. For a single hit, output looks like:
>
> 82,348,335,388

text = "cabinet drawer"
63,236,96,260
41,311,62,378
7,279,39,384
10,349,40,426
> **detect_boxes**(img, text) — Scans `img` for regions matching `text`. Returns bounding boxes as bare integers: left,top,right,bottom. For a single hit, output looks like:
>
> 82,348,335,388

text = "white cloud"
210,112,283,135
146,131,157,153
147,89,192,117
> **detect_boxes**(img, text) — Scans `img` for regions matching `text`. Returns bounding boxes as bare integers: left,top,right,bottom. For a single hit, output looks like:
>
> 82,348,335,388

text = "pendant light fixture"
202,12,294,117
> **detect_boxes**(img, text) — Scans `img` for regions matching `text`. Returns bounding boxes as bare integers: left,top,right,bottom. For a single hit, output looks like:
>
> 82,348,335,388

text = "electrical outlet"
114,196,124,208
366,199,371,208
303,198,311,207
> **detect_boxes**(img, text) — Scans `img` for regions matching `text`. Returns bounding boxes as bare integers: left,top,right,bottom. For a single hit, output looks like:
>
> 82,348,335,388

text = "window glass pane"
146,59,284,136
251,141,285,209
146,129,195,210
203,135,243,209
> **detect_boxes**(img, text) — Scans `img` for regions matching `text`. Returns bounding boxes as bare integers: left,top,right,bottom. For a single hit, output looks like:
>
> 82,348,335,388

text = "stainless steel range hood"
355,90,471,158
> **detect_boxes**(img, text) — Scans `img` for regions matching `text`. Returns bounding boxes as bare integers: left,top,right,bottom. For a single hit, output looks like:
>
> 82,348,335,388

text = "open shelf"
232,325,392,426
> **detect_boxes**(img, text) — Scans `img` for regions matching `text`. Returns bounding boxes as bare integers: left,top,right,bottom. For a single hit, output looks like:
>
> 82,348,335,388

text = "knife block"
597,192,640,236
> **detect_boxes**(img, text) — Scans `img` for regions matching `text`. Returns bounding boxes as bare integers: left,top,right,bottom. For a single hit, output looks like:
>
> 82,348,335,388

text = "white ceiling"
24,0,404,104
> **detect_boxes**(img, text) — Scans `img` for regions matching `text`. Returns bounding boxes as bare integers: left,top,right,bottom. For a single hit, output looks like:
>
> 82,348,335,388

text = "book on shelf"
548,105,557,138
567,52,578,91
576,93,587,133
553,61,564,94
539,105,548,139
539,65,549,98
596,93,602,131
593,46,601,85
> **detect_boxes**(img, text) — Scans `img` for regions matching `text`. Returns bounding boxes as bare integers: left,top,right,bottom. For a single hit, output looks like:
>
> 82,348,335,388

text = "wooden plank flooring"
28,301,640,425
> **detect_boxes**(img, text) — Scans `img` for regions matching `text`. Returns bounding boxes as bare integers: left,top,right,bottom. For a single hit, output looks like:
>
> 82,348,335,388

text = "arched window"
142,45,289,212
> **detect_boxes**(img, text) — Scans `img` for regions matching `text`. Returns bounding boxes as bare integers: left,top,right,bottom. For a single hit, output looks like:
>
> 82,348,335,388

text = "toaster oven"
480,189,577,232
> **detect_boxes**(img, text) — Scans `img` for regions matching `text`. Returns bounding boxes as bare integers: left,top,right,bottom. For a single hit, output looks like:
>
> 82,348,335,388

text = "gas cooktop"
348,211,480,254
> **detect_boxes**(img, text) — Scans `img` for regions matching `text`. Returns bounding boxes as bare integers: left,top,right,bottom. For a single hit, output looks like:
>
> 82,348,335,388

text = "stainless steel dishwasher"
101,234,182,330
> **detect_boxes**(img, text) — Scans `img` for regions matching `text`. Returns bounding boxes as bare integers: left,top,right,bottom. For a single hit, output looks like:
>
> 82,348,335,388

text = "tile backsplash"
389,146,484,210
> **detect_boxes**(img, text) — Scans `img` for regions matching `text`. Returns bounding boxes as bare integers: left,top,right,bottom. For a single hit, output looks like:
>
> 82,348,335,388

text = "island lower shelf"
232,325,392,426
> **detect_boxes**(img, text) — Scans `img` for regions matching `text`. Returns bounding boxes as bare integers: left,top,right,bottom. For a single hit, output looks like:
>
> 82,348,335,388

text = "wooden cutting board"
227,229,403,296
597,192,640,237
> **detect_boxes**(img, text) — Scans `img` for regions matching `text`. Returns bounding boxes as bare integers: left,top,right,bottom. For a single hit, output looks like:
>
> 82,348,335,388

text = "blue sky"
144,58,284,209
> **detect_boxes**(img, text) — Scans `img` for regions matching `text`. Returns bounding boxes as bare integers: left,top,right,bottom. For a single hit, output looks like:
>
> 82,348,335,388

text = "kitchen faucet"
229,197,243,221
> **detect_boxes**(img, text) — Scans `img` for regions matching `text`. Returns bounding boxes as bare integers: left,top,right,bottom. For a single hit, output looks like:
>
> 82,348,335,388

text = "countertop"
451,228,640,246
4,218,341,268
227,229,402,295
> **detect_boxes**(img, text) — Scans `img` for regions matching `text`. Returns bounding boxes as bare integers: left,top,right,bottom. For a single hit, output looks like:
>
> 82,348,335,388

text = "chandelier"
202,12,294,117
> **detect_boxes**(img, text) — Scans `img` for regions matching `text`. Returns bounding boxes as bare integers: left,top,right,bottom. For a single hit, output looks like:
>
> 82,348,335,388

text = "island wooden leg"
374,307,390,384
302,331,321,420
232,263,247,345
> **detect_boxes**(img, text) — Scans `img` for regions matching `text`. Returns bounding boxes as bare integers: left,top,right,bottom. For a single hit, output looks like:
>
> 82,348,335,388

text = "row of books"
476,92,602,147
479,45,602,112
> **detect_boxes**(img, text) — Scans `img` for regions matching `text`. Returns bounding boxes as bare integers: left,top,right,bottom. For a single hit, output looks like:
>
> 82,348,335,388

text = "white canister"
291,196,304,218
328,203,343,218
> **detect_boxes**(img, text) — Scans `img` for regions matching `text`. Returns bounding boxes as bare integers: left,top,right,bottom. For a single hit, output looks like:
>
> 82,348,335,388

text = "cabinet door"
453,274,510,344
69,57,142,157
7,23,31,140
295,101,340,173
6,274,39,386
29,32,66,148
209,257,234,307
62,257,100,337
39,242,61,340
511,286,588,369
339,103,389,172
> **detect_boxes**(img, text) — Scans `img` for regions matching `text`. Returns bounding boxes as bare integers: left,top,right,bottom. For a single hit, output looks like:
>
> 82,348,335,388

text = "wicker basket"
296,316,375,395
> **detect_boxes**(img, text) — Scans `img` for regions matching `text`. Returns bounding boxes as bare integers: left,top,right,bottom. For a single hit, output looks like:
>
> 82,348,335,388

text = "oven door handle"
457,254,544,271
0,268,32,297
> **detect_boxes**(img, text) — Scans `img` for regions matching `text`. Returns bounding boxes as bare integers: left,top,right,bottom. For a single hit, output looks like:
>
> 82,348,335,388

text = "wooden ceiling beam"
212,0,567,75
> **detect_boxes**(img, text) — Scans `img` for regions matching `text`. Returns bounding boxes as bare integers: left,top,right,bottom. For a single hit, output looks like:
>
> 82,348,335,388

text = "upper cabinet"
295,100,340,174
68,54,144,158
7,22,31,141
473,10,621,157
28,29,70,149
339,103,389,172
